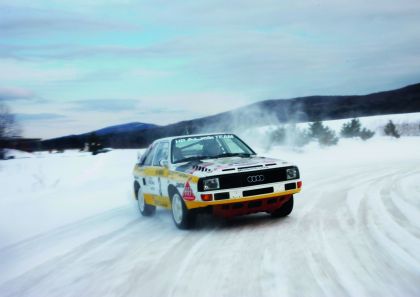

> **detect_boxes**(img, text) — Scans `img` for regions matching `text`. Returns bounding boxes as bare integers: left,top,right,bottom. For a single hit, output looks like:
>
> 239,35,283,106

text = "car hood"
173,156,291,176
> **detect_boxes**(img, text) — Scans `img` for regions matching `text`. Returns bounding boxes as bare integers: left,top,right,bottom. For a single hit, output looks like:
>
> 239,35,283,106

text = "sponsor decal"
182,180,195,201
175,134,234,144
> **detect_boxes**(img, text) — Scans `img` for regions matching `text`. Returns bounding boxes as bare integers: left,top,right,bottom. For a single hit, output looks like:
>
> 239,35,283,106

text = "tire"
136,185,156,216
171,192,196,229
270,196,294,218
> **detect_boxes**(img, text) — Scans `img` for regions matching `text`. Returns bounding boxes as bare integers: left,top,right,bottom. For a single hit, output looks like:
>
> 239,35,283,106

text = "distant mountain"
42,122,159,149
89,122,159,136
42,82,420,149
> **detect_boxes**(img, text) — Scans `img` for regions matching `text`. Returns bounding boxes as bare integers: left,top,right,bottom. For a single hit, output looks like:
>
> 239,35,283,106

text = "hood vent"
192,165,212,173
222,168,235,172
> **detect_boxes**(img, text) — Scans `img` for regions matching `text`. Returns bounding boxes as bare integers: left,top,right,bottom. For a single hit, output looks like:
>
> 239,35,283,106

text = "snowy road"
1,138,419,297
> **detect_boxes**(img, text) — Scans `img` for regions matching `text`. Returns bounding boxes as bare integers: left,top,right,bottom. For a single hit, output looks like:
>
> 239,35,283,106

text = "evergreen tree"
360,128,375,140
340,118,361,138
308,121,338,146
308,121,324,138
341,118,375,140
384,120,400,138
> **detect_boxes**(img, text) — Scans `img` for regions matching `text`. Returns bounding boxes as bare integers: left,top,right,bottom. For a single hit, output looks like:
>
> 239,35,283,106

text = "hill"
90,122,158,136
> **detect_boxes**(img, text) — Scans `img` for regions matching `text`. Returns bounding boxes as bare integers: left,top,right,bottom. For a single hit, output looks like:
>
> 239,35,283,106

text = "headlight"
286,167,298,180
203,178,220,190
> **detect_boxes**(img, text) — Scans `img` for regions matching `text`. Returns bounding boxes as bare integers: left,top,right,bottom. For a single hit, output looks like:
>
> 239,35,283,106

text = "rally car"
133,133,302,229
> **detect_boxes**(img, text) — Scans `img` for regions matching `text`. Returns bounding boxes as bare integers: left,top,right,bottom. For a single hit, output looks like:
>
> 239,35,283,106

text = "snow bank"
0,149,143,248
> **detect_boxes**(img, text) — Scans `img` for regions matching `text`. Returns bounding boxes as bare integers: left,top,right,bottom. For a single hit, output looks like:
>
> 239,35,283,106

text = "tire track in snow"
0,216,147,297
296,163,420,297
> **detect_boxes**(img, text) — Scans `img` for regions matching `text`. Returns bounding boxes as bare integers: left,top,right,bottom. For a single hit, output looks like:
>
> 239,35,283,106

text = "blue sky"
1,0,420,138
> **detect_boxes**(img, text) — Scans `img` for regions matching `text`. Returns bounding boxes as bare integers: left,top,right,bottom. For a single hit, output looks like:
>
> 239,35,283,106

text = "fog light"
201,194,213,201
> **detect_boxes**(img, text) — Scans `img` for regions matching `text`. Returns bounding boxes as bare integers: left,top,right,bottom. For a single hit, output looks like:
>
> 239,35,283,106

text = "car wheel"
270,196,294,218
137,186,156,216
171,192,196,229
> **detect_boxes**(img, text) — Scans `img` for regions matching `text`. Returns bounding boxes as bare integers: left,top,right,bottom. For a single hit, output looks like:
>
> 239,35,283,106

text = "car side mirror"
160,160,169,168
137,151,142,163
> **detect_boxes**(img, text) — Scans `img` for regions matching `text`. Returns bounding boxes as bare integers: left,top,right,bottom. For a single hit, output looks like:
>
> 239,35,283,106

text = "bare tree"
1,102,21,159
0,102,20,138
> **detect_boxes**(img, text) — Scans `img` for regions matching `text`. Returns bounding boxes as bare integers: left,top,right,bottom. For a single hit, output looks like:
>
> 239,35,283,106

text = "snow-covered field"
0,136,420,297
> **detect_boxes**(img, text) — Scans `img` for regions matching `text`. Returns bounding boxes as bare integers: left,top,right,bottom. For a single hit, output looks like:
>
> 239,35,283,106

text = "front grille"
198,166,299,191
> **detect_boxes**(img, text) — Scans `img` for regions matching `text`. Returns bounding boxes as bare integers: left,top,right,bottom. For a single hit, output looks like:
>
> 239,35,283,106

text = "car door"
152,141,170,207
140,143,159,200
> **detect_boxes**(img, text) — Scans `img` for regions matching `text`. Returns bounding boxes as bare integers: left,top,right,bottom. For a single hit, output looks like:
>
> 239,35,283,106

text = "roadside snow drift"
0,137,419,297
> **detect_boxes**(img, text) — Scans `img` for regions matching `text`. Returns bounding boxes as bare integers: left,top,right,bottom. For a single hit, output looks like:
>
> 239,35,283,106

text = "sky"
1,0,420,139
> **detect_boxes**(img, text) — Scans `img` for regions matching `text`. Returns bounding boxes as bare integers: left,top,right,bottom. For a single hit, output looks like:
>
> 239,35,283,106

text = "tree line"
268,118,402,147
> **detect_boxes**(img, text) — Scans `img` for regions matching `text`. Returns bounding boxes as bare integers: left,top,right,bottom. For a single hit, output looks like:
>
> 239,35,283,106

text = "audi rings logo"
247,175,265,183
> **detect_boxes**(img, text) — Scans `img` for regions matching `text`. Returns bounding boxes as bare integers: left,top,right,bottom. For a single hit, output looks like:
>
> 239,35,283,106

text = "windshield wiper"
213,153,252,158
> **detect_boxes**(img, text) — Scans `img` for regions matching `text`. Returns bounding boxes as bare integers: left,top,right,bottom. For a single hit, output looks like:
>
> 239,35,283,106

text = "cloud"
134,91,250,121
136,0,420,28
2,0,418,98
15,113,66,121
0,87,36,101
0,5,138,37
68,99,140,112
136,107,185,115
0,59,84,83
0,43,176,60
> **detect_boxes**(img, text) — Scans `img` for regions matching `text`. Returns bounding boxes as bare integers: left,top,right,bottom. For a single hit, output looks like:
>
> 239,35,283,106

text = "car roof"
153,132,237,144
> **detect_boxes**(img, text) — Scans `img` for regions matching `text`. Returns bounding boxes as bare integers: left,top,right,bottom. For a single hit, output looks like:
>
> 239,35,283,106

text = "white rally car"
133,133,302,229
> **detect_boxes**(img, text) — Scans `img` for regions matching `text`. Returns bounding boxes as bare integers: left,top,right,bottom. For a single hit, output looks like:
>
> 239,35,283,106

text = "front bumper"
184,183,301,209
211,194,293,218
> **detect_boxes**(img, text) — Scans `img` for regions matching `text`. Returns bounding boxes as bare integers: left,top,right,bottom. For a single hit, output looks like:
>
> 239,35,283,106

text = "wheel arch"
167,184,179,201
133,181,140,200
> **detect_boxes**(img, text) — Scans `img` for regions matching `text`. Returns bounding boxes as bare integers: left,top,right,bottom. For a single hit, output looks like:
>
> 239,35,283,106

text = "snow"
1,134,420,296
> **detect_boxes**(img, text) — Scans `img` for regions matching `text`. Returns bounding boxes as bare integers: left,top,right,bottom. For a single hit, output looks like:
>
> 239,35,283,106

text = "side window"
153,142,169,166
139,147,150,165
142,144,157,166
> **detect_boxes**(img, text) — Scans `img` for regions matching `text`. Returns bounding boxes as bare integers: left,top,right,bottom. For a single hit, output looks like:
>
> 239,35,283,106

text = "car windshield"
171,134,255,163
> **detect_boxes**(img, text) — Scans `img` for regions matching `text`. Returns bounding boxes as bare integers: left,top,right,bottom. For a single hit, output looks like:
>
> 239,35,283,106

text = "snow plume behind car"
192,102,310,149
